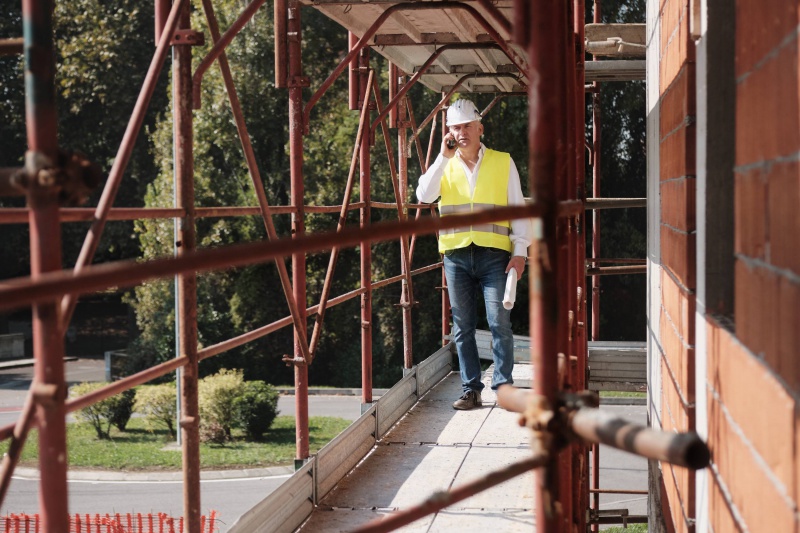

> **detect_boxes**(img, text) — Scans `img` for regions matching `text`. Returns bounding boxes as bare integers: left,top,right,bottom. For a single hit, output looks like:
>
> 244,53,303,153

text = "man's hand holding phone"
443,134,457,158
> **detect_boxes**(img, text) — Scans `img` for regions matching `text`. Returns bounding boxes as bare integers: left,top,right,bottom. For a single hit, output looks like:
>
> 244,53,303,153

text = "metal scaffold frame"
0,1,703,532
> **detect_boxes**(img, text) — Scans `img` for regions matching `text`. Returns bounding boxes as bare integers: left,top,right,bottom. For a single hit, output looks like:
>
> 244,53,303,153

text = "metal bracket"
171,30,205,46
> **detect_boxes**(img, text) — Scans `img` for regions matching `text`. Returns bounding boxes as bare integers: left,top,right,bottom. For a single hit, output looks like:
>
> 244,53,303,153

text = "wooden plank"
382,399,491,445
589,361,647,371
300,508,433,532
319,444,470,509
450,447,535,510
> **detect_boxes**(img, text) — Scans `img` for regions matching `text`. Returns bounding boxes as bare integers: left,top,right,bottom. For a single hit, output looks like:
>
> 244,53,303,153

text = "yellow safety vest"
438,148,512,254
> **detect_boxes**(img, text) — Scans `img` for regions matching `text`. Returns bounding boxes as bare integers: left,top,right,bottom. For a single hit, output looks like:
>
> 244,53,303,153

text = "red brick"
777,275,800,390
768,161,800,274
707,390,795,532
734,169,767,260
736,0,799,77
662,269,696,339
662,358,691,432
709,472,742,532
735,261,782,369
660,177,696,232
660,309,692,398
660,66,695,139
707,318,795,493
661,450,694,532
736,44,800,166
660,225,697,289
660,12,694,91
660,122,697,180
660,0,683,60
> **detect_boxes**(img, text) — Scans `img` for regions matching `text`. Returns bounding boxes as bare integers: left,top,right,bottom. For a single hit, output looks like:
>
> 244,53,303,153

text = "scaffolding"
0,1,705,532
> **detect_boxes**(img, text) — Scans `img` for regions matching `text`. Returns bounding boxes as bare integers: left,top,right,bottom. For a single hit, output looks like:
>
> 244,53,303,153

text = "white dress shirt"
416,143,532,257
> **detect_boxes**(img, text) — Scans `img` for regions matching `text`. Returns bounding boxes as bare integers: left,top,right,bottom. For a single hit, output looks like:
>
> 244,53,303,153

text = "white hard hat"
446,99,482,126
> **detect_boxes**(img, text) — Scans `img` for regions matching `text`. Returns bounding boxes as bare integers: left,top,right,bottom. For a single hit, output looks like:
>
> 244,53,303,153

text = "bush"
109,388,136,431
233,381,279,440
134,383,178,438
198,369,245,442
70,382,136,439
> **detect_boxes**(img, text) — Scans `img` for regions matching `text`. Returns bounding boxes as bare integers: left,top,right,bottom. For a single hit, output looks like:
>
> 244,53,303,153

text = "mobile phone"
446,138,456,149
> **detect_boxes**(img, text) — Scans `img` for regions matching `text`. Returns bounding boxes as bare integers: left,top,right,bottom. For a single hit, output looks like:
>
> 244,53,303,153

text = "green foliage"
108,388,136,431
198,369,245,442
233,381,280,440
70,382,137,439
134,383,178,438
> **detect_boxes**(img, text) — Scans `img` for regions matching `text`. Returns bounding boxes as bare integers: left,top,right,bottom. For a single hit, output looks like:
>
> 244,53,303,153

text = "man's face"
449,120,483,151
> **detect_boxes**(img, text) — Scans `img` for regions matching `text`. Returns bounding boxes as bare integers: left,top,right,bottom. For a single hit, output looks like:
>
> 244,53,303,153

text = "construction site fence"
227,344,453,533
0,512,219,533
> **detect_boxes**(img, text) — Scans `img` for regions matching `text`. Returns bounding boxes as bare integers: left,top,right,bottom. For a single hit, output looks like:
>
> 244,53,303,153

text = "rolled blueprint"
502,268,518,310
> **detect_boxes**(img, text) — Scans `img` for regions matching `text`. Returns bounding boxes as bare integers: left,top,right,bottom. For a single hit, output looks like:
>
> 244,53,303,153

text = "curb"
0,357,77,370
276,388,389,396
13,465,294,482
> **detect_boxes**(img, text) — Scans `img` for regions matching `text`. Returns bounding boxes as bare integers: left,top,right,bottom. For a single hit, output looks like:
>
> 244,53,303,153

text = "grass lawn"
602,524,647,532
2,416,351,471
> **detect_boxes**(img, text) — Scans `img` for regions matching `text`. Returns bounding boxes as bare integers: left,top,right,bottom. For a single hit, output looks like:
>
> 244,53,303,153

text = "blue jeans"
444,244,514,394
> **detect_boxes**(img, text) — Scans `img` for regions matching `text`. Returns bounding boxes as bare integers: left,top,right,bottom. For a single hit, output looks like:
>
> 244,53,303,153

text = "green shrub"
134,383,177,438
70,382,135,439
233,381,279,440
198,369,245,442
108,388,136,431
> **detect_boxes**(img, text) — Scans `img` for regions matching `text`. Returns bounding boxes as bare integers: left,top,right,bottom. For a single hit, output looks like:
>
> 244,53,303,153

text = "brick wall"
701,0,800,530
657,0,697,530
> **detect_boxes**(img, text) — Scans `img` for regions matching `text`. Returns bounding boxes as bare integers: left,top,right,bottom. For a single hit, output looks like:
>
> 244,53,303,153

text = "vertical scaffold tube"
287,0,309,461
573,0,589,530
360,46,373,404
22,0,68,529
527,0,567,530
397,74,413,369
173,1,201,530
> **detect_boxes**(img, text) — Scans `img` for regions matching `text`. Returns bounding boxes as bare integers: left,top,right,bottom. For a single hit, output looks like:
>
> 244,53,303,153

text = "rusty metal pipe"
0,38,23,56
0,204,539,312
192,0,268,108
172,1,201,527
274,0,287,87
61,0,186,330
0,386,37,507
372,83,415,325
22,0,69,526
359,46,373,406
287,0,309,462
585,265,647,276
200,0,311,364
369,45,503,133
409,71,519,141
0,356,189,442
475,0,512,36
308,71,374,360
353,455,548,533
481,92,527,117
405,100,427,173
570,408,710,470
586,198,646,210
304,2,527,125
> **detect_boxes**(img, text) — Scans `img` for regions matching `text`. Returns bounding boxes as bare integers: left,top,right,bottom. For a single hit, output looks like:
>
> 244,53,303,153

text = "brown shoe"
452,390,482,410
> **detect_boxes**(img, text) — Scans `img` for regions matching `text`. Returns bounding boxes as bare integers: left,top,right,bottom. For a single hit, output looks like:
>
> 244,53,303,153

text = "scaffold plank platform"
299,369,536,532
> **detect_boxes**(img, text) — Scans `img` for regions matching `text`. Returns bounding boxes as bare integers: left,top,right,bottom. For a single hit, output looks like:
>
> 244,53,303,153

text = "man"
416,98,531,410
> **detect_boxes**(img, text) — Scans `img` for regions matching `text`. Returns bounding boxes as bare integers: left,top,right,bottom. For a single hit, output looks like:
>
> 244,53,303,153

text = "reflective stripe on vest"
438,148,512,253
